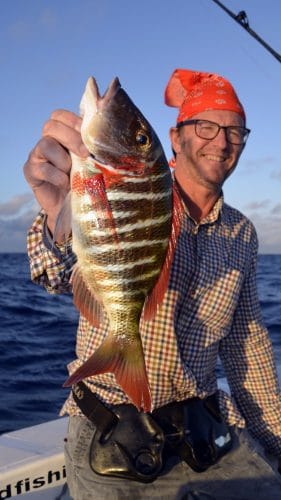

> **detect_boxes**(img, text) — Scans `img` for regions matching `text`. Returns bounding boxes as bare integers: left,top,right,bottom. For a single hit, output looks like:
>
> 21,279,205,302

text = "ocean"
0,253,280,435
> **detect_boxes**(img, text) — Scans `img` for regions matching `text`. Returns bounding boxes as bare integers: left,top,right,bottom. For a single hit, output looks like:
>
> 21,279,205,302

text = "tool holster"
72,383,232,482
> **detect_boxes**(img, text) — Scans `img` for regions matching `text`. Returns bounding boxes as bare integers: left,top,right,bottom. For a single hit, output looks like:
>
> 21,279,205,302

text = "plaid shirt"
27,194,281,457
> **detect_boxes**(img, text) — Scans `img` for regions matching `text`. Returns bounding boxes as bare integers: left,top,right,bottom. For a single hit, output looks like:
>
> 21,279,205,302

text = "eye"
135,130,150,148
229,128,241,138
201,123,215,131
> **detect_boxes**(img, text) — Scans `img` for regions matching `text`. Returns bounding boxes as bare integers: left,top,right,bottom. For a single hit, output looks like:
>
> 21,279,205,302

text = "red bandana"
165,69,245,123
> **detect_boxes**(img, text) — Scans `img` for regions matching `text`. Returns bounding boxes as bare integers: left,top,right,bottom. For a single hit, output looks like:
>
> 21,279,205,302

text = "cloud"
8,7,57,40
0,193,35,216
239,157,280,179
244,212,281,254
241,156,277,170
270,170,281,181
38,8,57,30
244,200,270,211
236,199,281,252
0,209,35,242
271,204,281,215
0,193,39,252
8,19,31,39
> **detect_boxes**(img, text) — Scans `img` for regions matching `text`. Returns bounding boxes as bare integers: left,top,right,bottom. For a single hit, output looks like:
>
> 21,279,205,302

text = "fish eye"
135,130,150,148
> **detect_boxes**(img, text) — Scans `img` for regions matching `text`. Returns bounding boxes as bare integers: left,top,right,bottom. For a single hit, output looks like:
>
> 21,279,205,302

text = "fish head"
80,77,166,175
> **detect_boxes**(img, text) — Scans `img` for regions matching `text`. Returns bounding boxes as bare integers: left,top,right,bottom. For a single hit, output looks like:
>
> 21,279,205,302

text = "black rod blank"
211,0,281,63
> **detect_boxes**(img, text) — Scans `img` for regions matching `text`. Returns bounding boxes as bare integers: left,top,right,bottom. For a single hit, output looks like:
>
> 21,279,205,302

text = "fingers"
24,109,89,189
50,109,83,132
24,160,70,193
34,135,71,169
24,136,71,190
42,110,89,158
23,108,89,218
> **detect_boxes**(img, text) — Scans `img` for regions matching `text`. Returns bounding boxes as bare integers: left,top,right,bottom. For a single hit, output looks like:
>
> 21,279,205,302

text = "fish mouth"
98,77,121,110
89,152,106,166
80,76,156,176
80,76,121,116
80,76,123,163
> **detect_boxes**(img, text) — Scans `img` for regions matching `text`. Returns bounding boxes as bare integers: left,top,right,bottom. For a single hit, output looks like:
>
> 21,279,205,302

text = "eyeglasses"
176,119,251,145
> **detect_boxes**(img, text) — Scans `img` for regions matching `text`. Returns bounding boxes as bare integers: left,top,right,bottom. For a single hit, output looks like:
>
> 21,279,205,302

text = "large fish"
63,77,182,412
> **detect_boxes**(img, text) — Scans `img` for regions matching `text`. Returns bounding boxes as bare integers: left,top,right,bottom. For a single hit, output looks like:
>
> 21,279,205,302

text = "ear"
169,127,181,155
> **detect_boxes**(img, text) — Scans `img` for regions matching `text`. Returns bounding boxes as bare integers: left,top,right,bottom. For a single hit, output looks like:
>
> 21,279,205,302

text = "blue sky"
0,0,280,253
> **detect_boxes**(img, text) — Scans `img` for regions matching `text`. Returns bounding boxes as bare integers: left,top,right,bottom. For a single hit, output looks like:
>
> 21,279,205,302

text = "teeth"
204,154,226,161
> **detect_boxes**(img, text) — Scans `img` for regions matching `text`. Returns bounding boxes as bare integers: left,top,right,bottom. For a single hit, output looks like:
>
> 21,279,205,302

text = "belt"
72,381,119,438
72,381,164,482
72,381,233,480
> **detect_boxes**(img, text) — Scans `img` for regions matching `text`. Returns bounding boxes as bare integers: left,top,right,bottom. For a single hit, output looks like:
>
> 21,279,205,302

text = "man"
24,69,281,499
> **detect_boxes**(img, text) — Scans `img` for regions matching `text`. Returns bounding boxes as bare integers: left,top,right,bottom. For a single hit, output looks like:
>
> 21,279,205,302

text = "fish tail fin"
63,336,152,412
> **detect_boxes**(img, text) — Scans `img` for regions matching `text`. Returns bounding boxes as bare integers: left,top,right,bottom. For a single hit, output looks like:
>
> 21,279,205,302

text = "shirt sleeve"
220,224,281,458
27,210,77,294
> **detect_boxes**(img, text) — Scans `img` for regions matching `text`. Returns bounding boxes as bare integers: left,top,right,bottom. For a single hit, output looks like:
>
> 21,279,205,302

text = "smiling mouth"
203,154,227,162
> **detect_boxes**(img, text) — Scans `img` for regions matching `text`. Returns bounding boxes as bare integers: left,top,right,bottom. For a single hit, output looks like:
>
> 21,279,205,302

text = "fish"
63,77,183,412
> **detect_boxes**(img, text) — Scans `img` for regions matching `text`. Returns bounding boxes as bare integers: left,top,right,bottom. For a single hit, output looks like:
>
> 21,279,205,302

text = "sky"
0,0,280,253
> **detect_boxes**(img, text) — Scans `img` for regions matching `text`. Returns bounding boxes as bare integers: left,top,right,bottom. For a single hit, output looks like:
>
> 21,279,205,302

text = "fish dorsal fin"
71,264,104,327
143,184,184,320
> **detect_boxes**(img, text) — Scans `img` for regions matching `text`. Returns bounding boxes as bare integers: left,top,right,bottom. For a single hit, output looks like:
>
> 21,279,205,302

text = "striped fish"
63,77,183,412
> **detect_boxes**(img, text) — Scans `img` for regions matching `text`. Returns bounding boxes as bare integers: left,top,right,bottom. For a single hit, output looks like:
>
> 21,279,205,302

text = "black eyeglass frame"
176,119,251,145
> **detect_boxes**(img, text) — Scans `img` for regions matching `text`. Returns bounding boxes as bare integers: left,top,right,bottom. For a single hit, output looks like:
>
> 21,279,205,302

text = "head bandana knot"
164,69,246,124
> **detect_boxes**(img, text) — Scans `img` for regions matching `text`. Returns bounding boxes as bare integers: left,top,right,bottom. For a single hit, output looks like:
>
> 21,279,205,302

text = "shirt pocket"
193,265,245,332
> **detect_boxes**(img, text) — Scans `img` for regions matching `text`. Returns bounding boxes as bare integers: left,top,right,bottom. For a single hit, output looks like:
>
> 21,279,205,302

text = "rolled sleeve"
27,211,76,294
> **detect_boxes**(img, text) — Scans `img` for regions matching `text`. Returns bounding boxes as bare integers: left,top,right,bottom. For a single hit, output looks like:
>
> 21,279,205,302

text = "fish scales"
73,175,171,272
73,178,170,301
64,76,182,412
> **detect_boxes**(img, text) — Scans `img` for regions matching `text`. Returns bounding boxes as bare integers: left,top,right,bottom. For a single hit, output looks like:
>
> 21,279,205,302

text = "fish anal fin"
143,184,184,321
63,335,152,413
71,265,103,327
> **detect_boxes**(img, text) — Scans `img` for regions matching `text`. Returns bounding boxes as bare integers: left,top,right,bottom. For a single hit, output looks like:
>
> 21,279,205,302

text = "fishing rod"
210,0,281,63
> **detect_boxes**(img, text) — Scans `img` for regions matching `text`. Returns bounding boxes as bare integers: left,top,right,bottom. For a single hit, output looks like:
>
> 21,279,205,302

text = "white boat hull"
0,418,70,499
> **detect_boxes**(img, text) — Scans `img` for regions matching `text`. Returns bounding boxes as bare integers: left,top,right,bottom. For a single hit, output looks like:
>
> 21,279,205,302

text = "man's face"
170,110,245,191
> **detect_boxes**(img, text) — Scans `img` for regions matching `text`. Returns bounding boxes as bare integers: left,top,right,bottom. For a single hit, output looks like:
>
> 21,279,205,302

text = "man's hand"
23,109,88,238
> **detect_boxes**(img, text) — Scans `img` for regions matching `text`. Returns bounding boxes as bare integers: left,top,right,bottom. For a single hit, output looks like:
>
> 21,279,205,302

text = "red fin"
98,162,145,188
143,184,184,320
84,173,119,243
71,264,103,327
63,335,152,412
100,167,124,190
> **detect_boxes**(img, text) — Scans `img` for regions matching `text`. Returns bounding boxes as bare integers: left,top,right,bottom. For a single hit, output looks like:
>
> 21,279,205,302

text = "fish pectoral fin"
71,264,104,327
143,184,184,321
63,335,152,413
85,173,119,244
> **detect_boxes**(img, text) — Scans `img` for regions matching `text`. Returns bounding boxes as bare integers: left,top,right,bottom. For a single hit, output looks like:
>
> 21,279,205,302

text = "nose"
212,127,228,148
